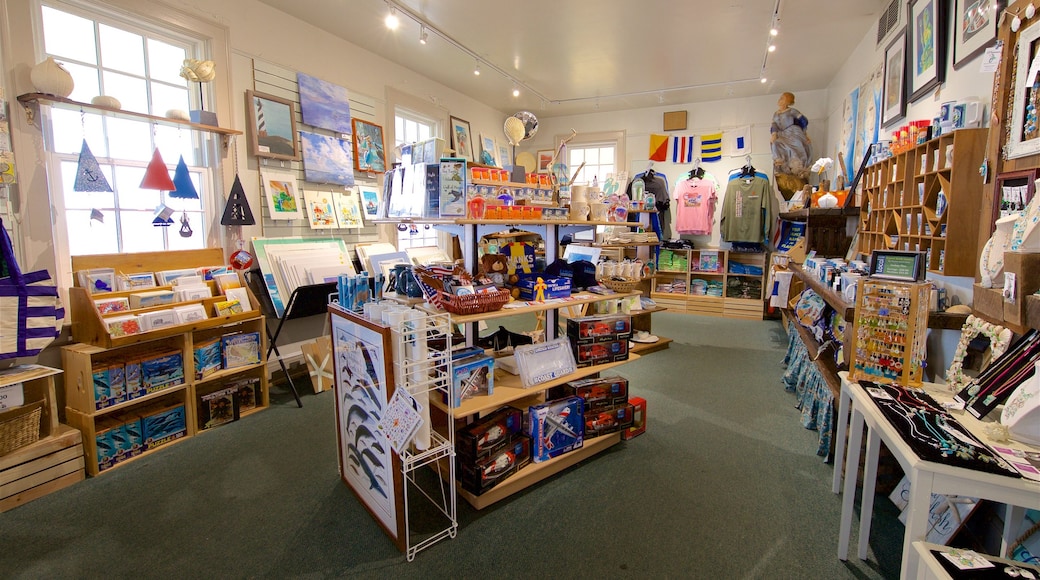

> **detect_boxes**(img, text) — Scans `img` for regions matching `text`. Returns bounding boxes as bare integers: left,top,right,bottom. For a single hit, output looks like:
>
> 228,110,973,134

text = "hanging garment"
627,169,672,239
674,177,717,235
719,176,774,243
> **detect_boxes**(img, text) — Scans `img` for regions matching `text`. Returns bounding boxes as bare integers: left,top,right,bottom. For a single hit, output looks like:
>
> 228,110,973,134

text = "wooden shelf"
779,207,860,220
419,291,641,325
431,354,641,417
17,93,242,137
457,431,621,510
788,312,841,399
630,336,672,355
788,263,855,320
573,241,661,248
194,362,266,387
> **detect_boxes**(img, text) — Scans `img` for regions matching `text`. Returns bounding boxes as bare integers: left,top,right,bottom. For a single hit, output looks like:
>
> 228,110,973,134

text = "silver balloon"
513,111,538,141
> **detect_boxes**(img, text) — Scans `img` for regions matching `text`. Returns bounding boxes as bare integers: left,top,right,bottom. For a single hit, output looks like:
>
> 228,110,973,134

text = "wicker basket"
439,288,511,315
0,400,44,456
599,278,639,293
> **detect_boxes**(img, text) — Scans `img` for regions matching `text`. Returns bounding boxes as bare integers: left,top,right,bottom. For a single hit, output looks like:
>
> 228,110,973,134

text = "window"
394,106,438,250
39,2,214,256
564,130,626,186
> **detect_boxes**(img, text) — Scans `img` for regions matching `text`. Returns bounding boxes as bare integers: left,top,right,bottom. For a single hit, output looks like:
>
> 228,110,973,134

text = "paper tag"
0,382,25,409
980,42,1002,73
377,388,424,454
941,548,995,570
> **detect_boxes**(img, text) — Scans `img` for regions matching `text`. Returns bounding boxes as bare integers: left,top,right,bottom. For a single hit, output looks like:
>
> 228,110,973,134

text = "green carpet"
1,313,902,579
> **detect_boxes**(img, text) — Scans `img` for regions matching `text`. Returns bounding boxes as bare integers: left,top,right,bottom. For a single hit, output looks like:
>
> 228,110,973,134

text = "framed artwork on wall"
536,149,553,173
351,118,386,173
952,0,1002,70
907,0,948,103
299,131,355,186
449,116,474,162
1006,20,1040,159
882,28,907,127
246,90,300,161
259,169,303,220
296,72,352,134
479,133,498,166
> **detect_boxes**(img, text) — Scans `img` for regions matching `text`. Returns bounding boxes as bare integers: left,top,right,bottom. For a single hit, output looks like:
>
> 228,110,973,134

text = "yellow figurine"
534,276,547,302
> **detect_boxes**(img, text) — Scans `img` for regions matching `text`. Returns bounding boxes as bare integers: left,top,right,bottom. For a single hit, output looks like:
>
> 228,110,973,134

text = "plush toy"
479,254,509,287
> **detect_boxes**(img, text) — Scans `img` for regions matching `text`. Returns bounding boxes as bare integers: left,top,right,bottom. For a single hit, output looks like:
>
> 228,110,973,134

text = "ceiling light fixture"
384,4,399,30
759,0,781,89
419,25,428,44
473,61,481,76
512,86,520,97
768,44,776,53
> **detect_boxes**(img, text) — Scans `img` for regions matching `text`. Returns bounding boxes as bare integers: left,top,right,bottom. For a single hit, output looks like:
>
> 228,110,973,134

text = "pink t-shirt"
674,178,717,235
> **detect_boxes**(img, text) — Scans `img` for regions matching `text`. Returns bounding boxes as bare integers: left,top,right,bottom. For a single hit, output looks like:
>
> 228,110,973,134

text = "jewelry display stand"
848,279,930,387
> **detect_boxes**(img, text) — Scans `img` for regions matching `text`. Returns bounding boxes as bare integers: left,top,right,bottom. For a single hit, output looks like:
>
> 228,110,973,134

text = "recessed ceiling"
256,0,883,117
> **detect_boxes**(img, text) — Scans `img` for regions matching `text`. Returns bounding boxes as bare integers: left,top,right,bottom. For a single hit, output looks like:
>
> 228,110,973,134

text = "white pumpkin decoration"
90,95,121,110
165,109,190,121
30,57,74,97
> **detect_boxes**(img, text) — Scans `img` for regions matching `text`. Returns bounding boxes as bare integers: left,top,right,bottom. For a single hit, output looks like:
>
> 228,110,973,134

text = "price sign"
0,382,25,409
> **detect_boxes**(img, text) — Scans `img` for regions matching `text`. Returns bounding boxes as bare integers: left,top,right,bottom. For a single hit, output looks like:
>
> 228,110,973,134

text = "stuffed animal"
479,254,509,287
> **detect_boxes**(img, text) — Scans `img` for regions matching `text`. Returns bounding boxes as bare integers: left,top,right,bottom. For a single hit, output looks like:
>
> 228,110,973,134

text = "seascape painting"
300,131,356,186
297,72,352,134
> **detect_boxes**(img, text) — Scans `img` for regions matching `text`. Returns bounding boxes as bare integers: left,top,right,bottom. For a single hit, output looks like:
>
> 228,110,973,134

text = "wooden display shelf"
0,365,61,439
194,362,266,387
630,336,672,355
17,93,242,137
788,263,855,320
457,431,621,510
788,313,841,399
0,424,84,513
572,241,661,248
66,405,193,477
431,354,641,417
420,291,641,325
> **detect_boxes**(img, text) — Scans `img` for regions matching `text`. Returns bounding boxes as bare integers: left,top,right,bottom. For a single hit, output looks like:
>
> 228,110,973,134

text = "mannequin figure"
770,92,812,179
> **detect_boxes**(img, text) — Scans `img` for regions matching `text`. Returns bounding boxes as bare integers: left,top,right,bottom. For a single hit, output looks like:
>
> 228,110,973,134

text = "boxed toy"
449,354,494,407
228,376,261,412
528,396,584,463
141,350,185,393
551,375,629,411
222,331,261,369
111,411,144,459
91,362,126,410
94,416,123,472
193,337,223,379
572,339,629,367
622,396,647,440
459,434,531,496
456,406,523,460
567,314,632,344
516,276,572,301
140,402,187,450
198,387,238,430
584,403,634,439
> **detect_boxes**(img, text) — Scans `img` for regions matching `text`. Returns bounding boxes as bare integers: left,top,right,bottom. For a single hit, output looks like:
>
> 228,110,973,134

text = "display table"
914,541,1040,579
835,372,1040,578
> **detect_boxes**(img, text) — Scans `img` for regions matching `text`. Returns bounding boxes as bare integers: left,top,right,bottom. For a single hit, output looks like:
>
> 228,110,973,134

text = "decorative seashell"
1012,14,1023,32
90,95,121,110
1027,3,1036,19
30,57,74,97
178,58,216,83
166,109,191,121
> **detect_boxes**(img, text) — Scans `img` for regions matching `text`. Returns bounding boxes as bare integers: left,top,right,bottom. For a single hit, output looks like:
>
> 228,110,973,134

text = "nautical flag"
671,135,695,164
169,156,199,199
701,132,723,162
140,148,175,191
648,134,668,162
74,140,112,192
725,126,751,157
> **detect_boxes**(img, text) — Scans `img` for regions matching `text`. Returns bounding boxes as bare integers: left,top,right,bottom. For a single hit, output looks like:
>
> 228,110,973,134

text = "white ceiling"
256,0,885,117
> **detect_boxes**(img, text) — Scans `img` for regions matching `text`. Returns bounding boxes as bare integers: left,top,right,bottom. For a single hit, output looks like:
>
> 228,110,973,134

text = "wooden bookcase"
63,249,269,476
650,248,767,319
856,128,987,276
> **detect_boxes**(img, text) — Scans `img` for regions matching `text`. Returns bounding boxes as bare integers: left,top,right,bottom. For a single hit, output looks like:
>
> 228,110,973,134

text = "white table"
835,372,1040,579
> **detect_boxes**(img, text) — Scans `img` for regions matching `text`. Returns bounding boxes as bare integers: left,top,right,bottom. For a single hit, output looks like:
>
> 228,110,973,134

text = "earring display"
849,279,930,387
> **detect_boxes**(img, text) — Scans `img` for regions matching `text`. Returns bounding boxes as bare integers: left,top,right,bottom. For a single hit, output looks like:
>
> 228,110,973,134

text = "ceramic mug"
589,202,608,221
570,201,590,221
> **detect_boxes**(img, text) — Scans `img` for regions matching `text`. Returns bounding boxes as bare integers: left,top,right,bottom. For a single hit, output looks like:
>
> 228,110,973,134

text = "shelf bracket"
19,99,39,128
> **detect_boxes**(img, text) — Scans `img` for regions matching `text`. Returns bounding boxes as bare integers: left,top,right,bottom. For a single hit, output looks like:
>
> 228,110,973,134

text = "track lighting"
768,44,776,52
474,61,481,76
761,77,768,84
384,4,399,30
419,25,428,44
512,86,520,97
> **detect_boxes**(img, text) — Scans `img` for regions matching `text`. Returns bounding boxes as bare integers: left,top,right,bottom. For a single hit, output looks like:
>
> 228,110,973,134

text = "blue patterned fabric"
781,321,834,457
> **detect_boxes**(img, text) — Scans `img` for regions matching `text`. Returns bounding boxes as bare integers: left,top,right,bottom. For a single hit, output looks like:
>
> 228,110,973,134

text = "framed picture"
907,0,948,103
334,188,364,228
302,190,337,229
246,90,299,161
351,118,386,173
1006,20,1040,159
299,131,355,186
358,183,381,218
536,149,553,173
259,169,303,220
882,29,907,127
449,115,474,162
479,133,498,166
296,72,352,134
497,141,512,169
330,307,406,552
953,0,1002,70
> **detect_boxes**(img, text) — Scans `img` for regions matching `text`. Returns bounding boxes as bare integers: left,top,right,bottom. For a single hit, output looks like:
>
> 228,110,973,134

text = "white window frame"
559,130,626,185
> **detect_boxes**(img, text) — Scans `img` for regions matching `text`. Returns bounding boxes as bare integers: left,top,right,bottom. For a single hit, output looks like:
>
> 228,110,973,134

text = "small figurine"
534,276,547,302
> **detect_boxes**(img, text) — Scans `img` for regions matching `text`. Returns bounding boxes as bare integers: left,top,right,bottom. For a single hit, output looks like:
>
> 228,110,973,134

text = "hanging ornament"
89,208,104,223
179,212,193,237
74,140,112,192
140,148,176,191
169,156,199,199
1012,13,1023,32
1027,3,1036,19
153,204,175,226
220,174,256,226
396,223,408,231
230,248,254,270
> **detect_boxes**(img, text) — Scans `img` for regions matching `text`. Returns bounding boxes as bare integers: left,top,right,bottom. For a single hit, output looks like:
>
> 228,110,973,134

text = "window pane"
67,210,118,255
418,124,430,141
119,211,167,251
63,61,101,104
584,149,600,164
166,172,204,211
570,149,584,165
42,7,97,65
99,23,145,76
395,117,404,146
150,82,189,116
105,118,152,161
153,125,196,166
50,109,105,155
61,161,114,209
102,71,148,114
113,166,160,209
600,147,615,164
146,39,188,86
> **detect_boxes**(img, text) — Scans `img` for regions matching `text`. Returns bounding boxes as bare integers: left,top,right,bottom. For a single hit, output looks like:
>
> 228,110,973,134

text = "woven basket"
0,400,43,456
439,288,511,315
599,278,639,293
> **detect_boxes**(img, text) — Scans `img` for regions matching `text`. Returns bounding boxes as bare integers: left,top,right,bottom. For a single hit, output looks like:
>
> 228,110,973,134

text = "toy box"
550,375,629,411
584,403,634,439
91,362,126,410
141,350,185,393
198,387,238,430
459,434,531,496
528,396,584,463
228,376,261,412
572,339,629,368
516,276,572,301
140,402,187,450
94,416,123,472
193,337,223,380
448,354,494,407
622,396,647,440
222,331,261,369
456,406,523,460
566,314,632,345
112,411,144,459
124,358,143,400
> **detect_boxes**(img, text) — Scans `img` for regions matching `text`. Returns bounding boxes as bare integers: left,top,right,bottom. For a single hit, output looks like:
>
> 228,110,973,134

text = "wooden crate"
724,297,765,320
686,295,725,317
0,424,84,512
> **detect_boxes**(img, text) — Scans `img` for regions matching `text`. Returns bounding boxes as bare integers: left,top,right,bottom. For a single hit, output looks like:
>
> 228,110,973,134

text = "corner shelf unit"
856,128,987,276
650,247,767,319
